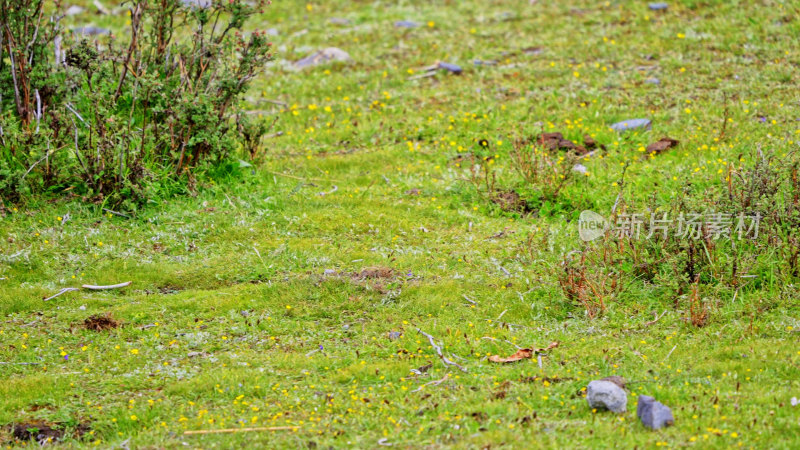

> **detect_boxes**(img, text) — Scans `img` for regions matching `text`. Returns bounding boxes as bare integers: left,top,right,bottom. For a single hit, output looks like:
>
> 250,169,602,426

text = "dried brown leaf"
645,137,679,154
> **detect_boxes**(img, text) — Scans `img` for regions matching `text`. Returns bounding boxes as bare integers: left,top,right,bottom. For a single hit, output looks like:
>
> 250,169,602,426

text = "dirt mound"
537,132,588,155
9,420,89,443
356,267,395,279
83,314,119,331
491,190,532,213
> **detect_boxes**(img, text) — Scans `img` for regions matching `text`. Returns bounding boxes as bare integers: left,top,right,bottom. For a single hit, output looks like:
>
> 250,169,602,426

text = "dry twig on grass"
412,374,451,393
417,329,468,372
44,282,132,301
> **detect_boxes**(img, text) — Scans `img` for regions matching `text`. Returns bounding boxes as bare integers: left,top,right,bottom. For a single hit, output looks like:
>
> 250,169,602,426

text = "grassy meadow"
1,0,800,447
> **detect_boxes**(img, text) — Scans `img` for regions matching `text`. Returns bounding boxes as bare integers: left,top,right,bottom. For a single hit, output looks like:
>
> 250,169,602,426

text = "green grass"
2,0,800,447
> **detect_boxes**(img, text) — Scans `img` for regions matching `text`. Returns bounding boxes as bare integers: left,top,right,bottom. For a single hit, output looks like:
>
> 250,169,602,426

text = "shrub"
0,0,274,208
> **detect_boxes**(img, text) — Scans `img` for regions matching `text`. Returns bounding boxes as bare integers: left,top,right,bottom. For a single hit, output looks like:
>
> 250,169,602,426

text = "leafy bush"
0,0,273,209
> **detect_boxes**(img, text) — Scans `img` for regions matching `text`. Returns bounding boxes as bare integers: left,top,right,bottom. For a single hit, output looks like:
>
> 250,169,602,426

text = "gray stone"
72,26,110,36
294,47,352,69
437,62,462,74
394,20,419,28
637,395,675,429
181,0,211,8
610,118,651,132
648,2,668,11
586,380,627,413
65,5,86,16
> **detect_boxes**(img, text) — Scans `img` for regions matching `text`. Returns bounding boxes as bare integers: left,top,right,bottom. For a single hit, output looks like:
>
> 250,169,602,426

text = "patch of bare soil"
491,190,532,213
83,314,119,331
8,420,89,444
537,132,589,155
356,267,395,280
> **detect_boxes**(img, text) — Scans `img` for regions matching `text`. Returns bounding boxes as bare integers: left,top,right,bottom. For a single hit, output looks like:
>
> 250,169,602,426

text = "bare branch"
417,329,467,372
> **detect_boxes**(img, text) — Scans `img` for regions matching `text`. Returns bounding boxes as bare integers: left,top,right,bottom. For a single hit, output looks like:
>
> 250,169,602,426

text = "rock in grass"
610,118,651,132
437,62,463,74
73,26,110,36
388,331,402,340
637,395,675,429
181,0,211,7
394,20,420,28
294,47,352,69
648,2,668,10
65,5,86,16
586,380,627,413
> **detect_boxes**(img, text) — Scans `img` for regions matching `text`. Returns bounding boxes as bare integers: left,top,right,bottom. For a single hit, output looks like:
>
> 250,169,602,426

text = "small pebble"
294,47,352,69
65,5,86,16
437,62,463,74
394,20,420,28
610,118,651,132
72,26,111,36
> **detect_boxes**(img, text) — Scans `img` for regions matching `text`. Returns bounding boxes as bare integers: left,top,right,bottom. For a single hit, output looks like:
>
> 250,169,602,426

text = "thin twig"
21,144,67,180
103,208,132,219
417,329,467,372
664,344,678,362
43,288,80,301
412,373,451,392
462,294,477,305
611,162,630,216
82,281,132,290
318,185,338,196
44,282,131,300
65,103,87,126
644,310,667,327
